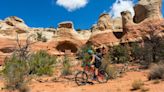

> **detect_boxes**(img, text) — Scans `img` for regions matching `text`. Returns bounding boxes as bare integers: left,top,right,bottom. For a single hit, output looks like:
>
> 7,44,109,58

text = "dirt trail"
28,71,164,92
0,71,164,92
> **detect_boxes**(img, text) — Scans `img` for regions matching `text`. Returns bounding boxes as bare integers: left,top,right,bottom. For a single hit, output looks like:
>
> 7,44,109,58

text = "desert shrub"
105,64,117,79
62,55,72,76
148,64,164,80
130,42,143,61
110,45,130,64
2,55,29,91
36,32,47,42
100,54,111,69
36,32,42,41
142,35,164,63
131,79,144,90
29,50,56,76
76,28,81,31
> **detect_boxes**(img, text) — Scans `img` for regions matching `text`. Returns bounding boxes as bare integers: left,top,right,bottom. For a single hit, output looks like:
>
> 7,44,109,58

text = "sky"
0,0,164,29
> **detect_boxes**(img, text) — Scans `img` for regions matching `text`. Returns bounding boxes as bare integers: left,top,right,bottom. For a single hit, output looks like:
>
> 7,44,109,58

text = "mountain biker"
87,49,102,79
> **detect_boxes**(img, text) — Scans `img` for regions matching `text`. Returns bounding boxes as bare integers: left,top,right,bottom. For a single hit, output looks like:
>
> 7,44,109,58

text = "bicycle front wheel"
97,70,109,83
75,71,88,86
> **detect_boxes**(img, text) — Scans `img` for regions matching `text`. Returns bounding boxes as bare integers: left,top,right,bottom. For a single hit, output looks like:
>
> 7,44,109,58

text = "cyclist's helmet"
87,49,93,55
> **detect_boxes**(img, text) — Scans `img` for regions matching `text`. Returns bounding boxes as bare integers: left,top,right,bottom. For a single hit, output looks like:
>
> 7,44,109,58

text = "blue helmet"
87,49,93,54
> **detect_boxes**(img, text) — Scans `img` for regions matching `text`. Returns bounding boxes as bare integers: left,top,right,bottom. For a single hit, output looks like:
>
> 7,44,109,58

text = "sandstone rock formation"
0,16,29,35
121,10,164,43
0,38,17,65
134,0,162,23
50,22,89,54
58,21,74,29
0,0,164,65
88,31,120,47
121,11,134,28
91,13,112,31
112,17,122,32
77,30,92,40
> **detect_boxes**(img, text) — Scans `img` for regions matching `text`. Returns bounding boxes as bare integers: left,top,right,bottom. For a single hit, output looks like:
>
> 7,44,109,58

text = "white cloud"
56,0,88,12
109,0,135,18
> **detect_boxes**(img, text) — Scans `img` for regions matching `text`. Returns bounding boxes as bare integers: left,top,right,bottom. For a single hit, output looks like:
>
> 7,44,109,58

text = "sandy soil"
1,70,164,92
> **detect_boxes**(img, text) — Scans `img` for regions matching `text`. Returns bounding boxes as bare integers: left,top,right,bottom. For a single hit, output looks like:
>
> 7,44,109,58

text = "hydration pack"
94,53,102,63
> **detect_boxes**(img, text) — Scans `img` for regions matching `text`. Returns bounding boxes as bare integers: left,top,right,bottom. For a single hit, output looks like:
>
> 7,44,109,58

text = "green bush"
62,55,72,76
148,64,164,80
36,32,47,42
76,28,81,31
2,55,29,91
142,36,164,63
110,45,130,64
29,50,56,76
130,42,143,61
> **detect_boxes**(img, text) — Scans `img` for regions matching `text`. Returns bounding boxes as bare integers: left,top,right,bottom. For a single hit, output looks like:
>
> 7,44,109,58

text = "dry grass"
140,87,149,92
131,79,144,90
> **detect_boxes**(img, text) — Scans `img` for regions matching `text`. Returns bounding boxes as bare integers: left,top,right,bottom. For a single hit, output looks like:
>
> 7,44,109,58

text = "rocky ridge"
0,0,164,65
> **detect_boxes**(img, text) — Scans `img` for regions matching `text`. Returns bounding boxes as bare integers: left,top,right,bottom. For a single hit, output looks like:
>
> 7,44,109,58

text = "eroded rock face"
88,31,120,47
120,0,164,43
134,0,162,23
0,16,29,35
92,13,112,31
77,30,92,40
121,20,164,42
52,26,88,54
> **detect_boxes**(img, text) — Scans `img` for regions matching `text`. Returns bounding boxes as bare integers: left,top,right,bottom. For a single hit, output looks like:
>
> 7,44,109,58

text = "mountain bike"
75,65,109,86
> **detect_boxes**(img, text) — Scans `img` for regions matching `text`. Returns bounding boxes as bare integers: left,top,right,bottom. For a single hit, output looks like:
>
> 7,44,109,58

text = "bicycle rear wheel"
75,71,88,86
97,70,109,83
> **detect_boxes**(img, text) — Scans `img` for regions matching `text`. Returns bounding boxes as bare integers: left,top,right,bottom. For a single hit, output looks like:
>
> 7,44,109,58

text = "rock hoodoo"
92,13,112,31
121,11,134,28
112,17,123,32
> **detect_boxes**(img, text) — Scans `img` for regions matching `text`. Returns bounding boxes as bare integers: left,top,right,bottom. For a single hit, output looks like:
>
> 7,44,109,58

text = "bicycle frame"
83,65,95,74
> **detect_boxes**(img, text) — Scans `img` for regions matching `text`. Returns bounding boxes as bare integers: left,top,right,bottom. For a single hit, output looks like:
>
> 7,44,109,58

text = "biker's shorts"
94,61,101,68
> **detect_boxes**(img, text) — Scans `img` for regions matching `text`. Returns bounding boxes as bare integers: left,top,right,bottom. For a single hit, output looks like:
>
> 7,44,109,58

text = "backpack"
94,53,102,63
